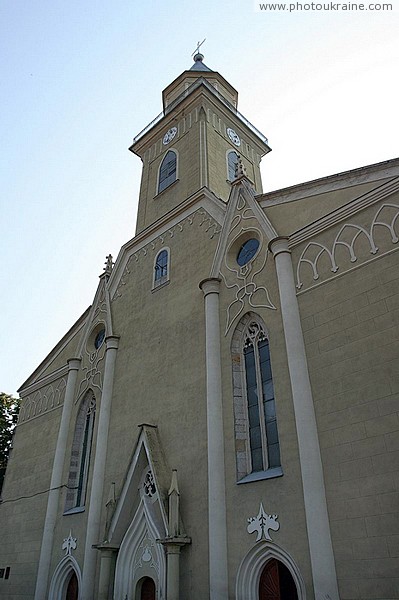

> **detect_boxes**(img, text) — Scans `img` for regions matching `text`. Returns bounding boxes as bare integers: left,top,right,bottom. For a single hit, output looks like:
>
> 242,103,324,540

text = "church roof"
190,52,212,72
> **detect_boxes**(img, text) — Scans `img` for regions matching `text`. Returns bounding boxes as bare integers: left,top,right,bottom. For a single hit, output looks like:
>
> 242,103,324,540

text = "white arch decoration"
113,498,166,600
48,554,82,600
236,541,306,600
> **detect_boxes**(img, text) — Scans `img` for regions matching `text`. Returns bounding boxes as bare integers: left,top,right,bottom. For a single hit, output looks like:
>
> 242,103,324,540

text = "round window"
236,238,260,266
94,328,106,350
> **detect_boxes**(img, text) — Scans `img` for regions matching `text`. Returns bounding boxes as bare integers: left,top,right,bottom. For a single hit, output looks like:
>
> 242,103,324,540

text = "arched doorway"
65,571,79,600
140,577,156,600
259,559,298,600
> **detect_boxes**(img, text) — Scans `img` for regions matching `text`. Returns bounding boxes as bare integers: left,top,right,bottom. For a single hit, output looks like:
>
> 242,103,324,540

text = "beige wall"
0,407,62,599
295,193,399,599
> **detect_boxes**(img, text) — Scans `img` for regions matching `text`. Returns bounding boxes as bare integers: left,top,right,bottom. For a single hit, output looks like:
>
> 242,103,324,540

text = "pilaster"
34,358,81,600
199,277,229,600
269,237,339,600
81,336,119,600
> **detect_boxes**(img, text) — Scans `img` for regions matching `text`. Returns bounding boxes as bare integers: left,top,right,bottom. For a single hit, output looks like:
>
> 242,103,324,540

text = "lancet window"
65,390,96,512
232,314,282,482
227,150,239,181
158,150,177,193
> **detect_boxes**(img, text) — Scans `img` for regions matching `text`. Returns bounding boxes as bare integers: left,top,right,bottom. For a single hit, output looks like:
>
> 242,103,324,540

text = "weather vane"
192,39,206,57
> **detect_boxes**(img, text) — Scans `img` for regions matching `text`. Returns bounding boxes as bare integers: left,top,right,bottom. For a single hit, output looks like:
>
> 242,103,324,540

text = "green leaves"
0,392,20,469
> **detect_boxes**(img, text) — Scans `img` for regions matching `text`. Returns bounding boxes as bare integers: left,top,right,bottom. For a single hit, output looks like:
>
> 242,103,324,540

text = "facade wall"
294,192,399,599
0,404,62,599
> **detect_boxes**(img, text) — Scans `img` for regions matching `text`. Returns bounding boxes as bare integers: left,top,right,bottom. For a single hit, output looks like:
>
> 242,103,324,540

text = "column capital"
158,536,191,551
67,358,81,372
268,237,291,258
105,335,120,351
199,278,221,297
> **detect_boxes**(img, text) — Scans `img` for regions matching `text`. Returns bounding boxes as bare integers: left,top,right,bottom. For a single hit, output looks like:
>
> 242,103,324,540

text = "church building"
1,51,399,600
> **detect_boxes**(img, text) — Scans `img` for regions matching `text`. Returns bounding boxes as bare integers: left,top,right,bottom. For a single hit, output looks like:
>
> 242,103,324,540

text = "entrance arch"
48,554,82,600
236,541,306,600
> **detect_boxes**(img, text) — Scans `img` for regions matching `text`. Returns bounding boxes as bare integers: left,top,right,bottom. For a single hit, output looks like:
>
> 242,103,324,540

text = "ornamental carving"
62,530,77,556
133,531,159,578
221,196,276,335
247,502,280,542
112,209,221,301
76,341,106,399
296,202,399,290
18,378,67,424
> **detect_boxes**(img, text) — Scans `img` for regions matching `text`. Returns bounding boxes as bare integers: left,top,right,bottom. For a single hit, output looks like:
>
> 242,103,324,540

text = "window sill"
63,506,85,516
237,466,283,485
152,279,170,293
153,178,179,199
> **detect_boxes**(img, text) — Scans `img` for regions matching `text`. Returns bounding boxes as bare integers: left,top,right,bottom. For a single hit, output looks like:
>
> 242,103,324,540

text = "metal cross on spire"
192,38,206,57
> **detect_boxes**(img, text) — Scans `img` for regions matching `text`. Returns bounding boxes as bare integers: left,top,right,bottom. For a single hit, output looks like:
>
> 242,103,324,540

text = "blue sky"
1,0,398,395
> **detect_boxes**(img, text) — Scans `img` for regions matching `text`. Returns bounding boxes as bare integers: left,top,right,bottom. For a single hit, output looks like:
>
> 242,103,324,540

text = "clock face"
163,127,177,145
227,127,241,147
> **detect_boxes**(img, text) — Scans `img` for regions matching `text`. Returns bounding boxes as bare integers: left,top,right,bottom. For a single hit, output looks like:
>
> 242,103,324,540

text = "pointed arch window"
158,150,177,193
227,150,239,181
232,315,282,483
153,248,170,289
64,391,96,512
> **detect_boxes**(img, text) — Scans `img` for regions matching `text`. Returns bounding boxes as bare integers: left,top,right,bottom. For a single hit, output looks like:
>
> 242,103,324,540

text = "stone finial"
168,469,180,537
103,254,114,277
235,155,247,179
106,482,116,507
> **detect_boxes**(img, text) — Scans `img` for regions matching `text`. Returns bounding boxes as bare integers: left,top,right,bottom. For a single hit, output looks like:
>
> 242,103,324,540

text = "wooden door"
259,559,280,600
259,559,298,600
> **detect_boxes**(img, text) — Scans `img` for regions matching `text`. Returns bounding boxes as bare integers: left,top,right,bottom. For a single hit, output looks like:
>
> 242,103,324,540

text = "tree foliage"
0,392,20,469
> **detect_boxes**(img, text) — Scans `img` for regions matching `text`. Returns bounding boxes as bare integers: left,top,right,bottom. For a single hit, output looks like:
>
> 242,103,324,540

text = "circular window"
94,328,106,350
236,238,260,266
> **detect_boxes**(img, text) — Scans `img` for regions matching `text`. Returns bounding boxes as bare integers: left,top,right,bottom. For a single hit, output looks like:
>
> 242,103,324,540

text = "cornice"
19,364,68,397
258,157,399,207
108,188,226,300
17,310,89,392
131,82,270,157
289,176,399,247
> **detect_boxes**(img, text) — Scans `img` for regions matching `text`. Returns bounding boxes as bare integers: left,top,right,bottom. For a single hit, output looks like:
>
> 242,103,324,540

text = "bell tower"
130,52,271,234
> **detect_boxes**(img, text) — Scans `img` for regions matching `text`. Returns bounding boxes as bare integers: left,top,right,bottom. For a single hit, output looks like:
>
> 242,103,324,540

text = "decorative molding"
18,377,67,424
19,365,68,398
290,177,399,247
295,202,399,290
62,531,77,556
48,554,82,600
247,502,280,542
112,208,221,301
113,498,166,600
143,470,156,498
76,340,106,399
221,194,276,335
259,160,399,208
236,541,306,600
133,530,159,579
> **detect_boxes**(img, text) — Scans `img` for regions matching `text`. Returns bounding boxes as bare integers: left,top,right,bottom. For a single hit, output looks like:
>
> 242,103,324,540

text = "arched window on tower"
64,390,96,512
153,248,170,289
158,150,177,193
227,150,239,181
232,315,282,482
